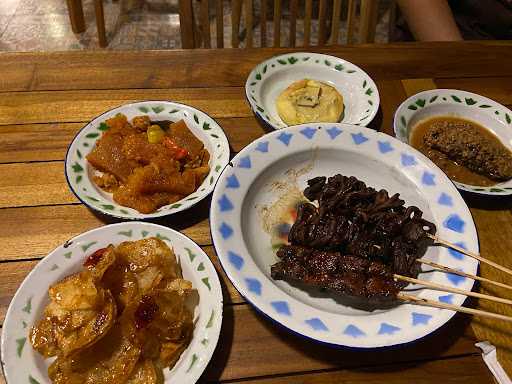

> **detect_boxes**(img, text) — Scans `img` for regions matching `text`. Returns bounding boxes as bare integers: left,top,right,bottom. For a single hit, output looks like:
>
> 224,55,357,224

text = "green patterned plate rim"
394,89,512,196
245,52,380,130
65,101,230,219
0,222,223,384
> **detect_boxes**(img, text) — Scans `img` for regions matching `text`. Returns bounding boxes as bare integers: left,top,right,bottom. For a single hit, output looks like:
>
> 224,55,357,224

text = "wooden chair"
65,0,107,47
94,0,108,47
66,0,86,34
179,0,383,49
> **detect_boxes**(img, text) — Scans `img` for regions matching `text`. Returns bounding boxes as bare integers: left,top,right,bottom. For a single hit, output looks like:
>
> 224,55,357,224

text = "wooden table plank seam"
211,352,485,384
1,42,512,92
0,202,82,210
0,160,64,166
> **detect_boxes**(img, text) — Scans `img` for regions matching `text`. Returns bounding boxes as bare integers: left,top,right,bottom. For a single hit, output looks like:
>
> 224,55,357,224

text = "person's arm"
396,0,463,41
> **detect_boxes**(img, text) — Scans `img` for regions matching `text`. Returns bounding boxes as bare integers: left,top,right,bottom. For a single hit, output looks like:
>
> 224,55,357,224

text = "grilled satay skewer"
394,274,512,306
428,234,512,277
398,293,512,323
417,258,512,292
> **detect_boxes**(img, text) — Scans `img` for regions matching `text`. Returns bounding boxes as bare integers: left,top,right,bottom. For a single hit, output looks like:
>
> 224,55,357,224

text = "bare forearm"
396,0,463,41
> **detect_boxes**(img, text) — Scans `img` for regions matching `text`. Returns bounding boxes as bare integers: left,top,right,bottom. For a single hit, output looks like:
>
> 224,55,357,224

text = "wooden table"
1,41,511,383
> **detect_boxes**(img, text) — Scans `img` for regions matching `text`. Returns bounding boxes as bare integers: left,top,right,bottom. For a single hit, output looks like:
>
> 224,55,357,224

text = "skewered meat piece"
271,245,402,299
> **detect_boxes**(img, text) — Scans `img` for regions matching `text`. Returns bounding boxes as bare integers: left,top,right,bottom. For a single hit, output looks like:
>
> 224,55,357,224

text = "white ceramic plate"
211,123,478,348
245,52,380,129
394,89,512,196
1,222,223,384
65,101,230,219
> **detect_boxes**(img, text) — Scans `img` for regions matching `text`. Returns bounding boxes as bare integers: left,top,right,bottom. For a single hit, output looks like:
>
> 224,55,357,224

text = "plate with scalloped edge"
65,100,230,220
1,222,223,384
245,52,380,130
210,123,478,348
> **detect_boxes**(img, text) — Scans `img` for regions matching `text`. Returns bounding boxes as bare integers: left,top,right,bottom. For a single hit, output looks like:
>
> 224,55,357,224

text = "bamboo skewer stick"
398,293,512,323
394,274,512,306
428,234,512,277
417,258,512,292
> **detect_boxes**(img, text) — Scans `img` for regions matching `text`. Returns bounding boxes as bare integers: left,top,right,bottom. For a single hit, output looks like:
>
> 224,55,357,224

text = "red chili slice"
163,137,189,160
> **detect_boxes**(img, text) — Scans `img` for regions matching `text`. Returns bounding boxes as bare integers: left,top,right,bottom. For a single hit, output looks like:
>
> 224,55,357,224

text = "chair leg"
94,0,108,47
359,0,379,43
66,0,85,34
232,0,242,48
179,0,197,48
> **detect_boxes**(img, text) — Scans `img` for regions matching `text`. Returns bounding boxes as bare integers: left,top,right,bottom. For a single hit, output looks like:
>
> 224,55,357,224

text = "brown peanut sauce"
410,116,504,187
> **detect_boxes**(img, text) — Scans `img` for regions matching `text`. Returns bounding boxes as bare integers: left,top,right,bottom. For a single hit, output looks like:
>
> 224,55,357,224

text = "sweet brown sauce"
410,116,505,187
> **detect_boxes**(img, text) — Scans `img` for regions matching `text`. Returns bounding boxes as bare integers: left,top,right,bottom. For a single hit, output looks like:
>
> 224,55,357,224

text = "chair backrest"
179,0,383,49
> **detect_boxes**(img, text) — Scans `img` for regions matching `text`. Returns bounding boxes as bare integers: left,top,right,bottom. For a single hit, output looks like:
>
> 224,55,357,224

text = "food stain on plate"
257,156,318,251
259,185,304,250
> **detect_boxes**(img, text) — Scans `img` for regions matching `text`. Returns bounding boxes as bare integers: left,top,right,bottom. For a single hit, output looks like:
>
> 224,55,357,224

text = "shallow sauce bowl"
394,89,512,196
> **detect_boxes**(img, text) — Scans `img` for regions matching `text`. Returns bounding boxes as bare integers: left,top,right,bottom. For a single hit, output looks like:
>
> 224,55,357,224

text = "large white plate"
210,123,478,348
245,52,380,129
65,101,230,219
1,222,223,384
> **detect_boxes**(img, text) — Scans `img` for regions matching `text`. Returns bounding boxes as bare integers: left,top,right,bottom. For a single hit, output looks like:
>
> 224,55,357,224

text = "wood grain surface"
0,117,265,163
1,42,511,383
402,78,512,374
0,42,511,92
226,355,493,383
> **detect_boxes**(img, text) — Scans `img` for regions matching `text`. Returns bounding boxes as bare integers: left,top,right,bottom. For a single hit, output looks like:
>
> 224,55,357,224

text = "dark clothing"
393,0,512,41
450,0,512,39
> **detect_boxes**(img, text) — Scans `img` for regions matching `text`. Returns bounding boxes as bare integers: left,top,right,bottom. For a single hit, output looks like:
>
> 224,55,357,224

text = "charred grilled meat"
270,174,436,301
271,245,401,299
